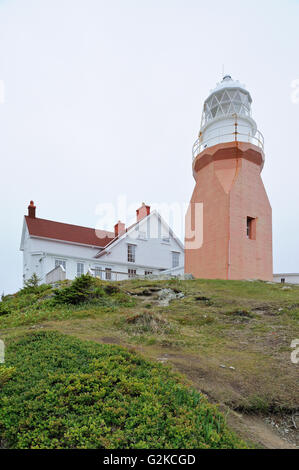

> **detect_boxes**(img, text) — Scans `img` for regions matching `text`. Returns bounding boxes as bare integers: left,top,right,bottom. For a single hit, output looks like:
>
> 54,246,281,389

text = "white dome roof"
206,75,252,103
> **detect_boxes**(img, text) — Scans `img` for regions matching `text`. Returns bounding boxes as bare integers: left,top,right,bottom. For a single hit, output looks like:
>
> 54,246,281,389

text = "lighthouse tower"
185,75,273,280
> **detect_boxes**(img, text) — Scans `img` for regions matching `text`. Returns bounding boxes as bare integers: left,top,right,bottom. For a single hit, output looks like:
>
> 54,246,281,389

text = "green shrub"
52,274,96,305
0,365,15,387
104,284,120,295
0,331,246,449
0,303,12,316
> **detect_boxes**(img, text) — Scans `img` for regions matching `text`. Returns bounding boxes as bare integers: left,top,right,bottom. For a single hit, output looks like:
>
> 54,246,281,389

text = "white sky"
0,0,298,294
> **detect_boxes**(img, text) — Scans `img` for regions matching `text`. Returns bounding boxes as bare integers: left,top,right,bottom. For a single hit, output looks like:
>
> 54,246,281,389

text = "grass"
0,330,246,449
0,276,135,328
0,276,298,448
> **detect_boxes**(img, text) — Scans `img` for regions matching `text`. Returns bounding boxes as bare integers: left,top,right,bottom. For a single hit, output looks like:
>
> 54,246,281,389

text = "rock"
157,289,184,306
157,357,168,363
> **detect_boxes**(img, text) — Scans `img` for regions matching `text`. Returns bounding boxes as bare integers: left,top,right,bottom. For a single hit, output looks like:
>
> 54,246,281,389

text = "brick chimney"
28,200,36,218
114,220,125,238
136,202,150,222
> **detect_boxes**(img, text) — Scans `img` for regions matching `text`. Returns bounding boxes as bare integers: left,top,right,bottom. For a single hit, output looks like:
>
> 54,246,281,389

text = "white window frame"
93,266,102,279
55,259,66,270
172,252,180,268
128,269,137,278
138,231,147,240
77,262,84,277
105,268,112,280
127,244,136,263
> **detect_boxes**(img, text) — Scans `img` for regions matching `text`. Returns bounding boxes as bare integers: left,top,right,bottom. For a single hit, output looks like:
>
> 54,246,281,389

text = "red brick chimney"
114,220,125,238
28,200,36,218
136,202,150,222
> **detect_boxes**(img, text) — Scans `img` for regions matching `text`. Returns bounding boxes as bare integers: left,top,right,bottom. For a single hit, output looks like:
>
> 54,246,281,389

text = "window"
77,263,84,277
93,267,102,278
138,231,147,240
246,217,256,240
55,259,66,270
105,268,112,280
127,244,136,263
145,270,152,276
128,269,136,278
172,252,180,268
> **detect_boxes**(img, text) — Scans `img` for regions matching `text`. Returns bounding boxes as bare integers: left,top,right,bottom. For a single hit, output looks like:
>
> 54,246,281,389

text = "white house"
273,273,299,285
20,201,184,283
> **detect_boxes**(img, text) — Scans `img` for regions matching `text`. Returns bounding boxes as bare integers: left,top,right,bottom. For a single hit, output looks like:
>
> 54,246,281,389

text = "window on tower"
247,217,256,240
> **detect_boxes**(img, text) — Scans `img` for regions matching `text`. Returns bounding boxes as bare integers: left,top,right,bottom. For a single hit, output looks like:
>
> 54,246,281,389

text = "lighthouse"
185,75,273,280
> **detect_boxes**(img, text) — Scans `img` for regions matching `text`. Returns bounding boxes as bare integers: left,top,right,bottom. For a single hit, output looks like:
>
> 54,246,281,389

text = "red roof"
25,216,115,248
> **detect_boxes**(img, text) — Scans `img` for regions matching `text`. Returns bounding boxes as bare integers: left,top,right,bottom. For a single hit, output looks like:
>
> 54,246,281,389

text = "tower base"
185,142,273,281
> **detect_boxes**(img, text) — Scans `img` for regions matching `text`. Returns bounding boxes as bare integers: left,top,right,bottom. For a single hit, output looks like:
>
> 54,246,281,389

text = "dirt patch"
226,411,297,449
264,414,299,447
151,351,298,448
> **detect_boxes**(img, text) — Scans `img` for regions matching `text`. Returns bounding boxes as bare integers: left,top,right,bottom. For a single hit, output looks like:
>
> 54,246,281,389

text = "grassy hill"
0,275,298,448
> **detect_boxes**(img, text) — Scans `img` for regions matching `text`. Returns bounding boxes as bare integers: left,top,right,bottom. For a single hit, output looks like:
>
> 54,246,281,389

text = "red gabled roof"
25,216,115,248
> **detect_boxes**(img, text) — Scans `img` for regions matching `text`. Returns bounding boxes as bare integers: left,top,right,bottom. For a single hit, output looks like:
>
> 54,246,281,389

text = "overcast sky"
0,0,298,294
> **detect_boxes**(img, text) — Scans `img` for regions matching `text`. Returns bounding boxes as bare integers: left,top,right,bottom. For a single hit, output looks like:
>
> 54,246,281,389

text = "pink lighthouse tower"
185,75,273,280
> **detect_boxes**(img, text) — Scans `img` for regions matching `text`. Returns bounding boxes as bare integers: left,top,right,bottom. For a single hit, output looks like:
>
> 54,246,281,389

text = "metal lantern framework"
192,75,264,160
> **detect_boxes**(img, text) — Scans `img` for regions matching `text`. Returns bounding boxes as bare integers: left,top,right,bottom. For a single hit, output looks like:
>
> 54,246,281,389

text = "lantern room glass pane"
202,88,251,125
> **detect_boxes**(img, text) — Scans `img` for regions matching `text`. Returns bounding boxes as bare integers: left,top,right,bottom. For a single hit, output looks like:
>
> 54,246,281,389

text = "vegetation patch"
1,277,298,447
0,275,135,328
52,274,101,305
125,312,173,335
0,331,246,449
195,296,213,306
224,308,254,319
0,365,15,388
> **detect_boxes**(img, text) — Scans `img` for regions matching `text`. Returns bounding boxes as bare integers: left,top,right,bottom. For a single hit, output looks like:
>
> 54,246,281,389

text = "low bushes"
0,365,15,388
0,331,246,449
